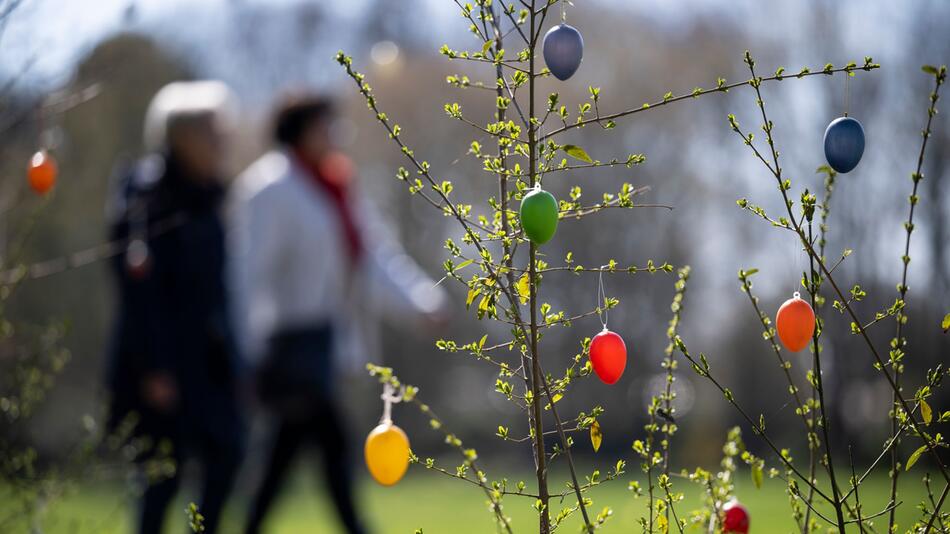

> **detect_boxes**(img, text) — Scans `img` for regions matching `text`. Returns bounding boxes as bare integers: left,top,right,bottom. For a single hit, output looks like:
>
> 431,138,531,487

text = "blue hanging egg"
823,117,865,173
542,24,584,81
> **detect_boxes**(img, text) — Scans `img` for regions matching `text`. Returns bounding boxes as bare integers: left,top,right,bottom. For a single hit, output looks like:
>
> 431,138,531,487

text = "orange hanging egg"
27,150,57,195
364,422,410,486
775,292,815,352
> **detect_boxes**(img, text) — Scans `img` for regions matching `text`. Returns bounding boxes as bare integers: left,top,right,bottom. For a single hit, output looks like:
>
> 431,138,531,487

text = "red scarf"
296,150,363,264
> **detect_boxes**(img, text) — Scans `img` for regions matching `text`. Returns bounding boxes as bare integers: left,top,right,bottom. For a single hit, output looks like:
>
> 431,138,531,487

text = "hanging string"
793,227,803,296
596,264,608,330
36,97,46,150
380,383,403,425
844,74,851,118
534,124,552,188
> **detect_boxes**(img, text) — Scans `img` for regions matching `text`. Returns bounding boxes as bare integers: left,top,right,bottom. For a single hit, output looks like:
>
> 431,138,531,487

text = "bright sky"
3,0,917,89
2,0,372,85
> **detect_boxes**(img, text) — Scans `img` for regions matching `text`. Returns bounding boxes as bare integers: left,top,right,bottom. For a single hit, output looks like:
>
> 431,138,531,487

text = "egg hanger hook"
380,382,403,425
596,265,609,330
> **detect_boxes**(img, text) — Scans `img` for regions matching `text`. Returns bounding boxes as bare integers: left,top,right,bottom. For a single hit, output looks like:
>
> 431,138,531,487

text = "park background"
1,0,948,532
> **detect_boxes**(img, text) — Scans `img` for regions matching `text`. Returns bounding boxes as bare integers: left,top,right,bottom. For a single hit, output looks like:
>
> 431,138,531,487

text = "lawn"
10,462,938,533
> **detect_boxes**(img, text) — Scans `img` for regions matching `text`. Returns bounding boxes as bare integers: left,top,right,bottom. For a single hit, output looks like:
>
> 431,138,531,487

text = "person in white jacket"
229,94,446,534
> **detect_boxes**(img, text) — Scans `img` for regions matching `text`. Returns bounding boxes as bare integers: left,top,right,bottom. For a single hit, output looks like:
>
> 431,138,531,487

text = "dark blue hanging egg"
823,117,865,173
542,24,584,81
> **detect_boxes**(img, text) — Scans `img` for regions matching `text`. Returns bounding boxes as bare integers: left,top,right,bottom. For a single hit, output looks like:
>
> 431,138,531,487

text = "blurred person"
106,81,245,534
229,94,446,534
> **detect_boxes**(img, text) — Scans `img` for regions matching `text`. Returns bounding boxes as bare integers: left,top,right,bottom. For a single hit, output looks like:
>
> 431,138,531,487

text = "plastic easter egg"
722,499,750,533
589,328,627,384
27,150,57,195
126,239,152,280
823,117,865,173
364,422,410,486
520,187,559,244
775,293,815,353
542,23,584,81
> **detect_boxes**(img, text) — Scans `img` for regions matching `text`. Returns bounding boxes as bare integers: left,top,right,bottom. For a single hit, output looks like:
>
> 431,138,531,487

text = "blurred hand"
421,303,452,332
141,371,179,414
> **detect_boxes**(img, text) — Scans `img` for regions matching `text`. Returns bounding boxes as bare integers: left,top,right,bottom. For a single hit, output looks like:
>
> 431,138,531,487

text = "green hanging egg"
520,187,559,244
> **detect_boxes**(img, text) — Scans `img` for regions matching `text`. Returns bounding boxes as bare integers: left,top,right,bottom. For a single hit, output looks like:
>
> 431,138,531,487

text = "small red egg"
27,150,57,195
126,239,152,280
722,499,750,533
589,328,627,384
775,293,815,352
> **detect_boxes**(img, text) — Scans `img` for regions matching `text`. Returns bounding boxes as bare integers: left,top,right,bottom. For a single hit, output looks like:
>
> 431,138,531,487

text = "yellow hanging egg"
364,422,410,486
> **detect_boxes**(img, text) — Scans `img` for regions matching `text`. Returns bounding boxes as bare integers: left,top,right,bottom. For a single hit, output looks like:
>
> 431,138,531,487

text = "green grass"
10,465,939,533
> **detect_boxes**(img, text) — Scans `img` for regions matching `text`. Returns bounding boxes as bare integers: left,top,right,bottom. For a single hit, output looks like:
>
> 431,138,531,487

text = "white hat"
143,80,238,152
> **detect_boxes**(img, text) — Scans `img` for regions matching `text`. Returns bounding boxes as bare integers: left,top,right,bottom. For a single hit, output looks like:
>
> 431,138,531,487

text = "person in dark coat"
106,81,245,534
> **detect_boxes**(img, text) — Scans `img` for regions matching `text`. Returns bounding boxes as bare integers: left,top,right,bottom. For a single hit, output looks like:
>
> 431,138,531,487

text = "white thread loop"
793,228,803,295
597,264,609,329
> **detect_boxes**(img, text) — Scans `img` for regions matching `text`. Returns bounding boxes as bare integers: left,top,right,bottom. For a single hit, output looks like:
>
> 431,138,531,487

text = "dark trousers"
244,397,366,534
139,424,243,534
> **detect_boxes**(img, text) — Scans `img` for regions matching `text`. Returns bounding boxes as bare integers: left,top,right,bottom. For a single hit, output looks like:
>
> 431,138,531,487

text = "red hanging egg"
775,292,815,353
126,239,152,280
722,499,750,533
27,150,57,195
588,328,627,384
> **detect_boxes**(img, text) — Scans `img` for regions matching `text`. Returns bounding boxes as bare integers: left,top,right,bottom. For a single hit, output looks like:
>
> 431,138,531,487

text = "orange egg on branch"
27,150,58,195
364,421,410,486
775,292,815,352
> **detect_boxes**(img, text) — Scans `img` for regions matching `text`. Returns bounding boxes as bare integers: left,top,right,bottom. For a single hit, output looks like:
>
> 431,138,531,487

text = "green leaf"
921,399,933,424
590,420,603,452
942,313,950,333
751,464,763,488
922,65,939,75
562,144,593,163
906,444,927,471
